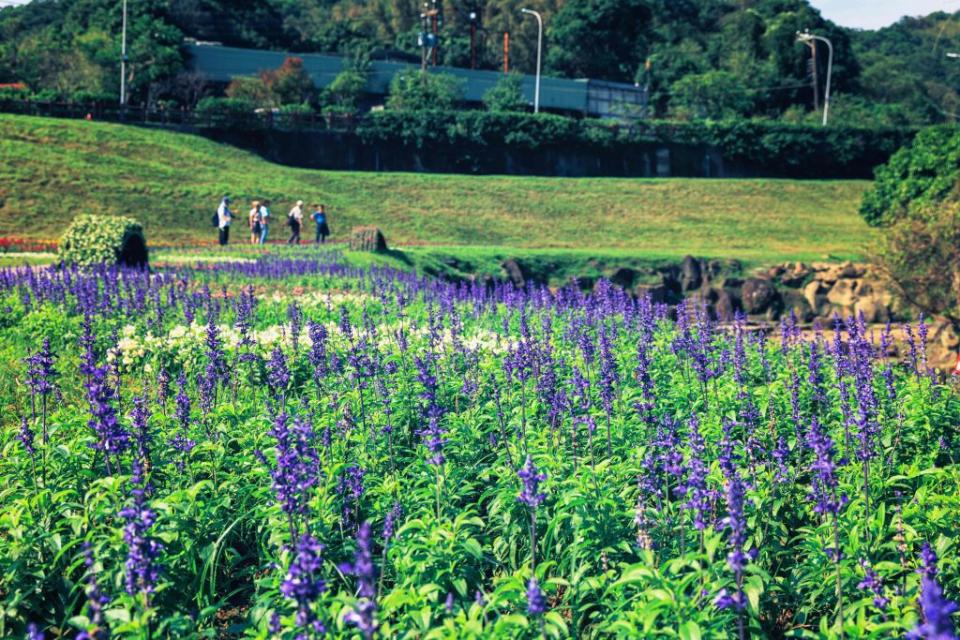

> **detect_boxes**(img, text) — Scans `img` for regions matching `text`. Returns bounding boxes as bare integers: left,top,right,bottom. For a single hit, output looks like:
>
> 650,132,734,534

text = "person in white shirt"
249,201,262,244
217,196,233,246
287,200,304,245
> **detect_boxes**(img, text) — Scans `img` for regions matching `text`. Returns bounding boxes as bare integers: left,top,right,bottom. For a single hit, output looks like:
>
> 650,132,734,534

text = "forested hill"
0,0,958,125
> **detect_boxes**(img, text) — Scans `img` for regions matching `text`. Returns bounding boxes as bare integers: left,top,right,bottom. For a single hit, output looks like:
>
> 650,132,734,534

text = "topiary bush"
58,214,148,267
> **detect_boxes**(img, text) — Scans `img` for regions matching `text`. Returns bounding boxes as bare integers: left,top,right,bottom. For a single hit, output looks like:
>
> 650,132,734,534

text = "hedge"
355,110,916,178
58,215,148,267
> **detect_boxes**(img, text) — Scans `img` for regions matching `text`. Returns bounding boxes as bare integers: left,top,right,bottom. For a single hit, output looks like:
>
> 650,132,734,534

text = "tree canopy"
0,0,958,123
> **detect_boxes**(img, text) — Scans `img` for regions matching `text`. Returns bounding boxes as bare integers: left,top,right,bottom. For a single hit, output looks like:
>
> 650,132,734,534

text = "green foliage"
482,73,528,113
194,97,260,128
860,125,960,227
877,201,960,324
58,214,147,266
670,70,753,120
225,57,317,109
1,248,959,637
386,70,464,111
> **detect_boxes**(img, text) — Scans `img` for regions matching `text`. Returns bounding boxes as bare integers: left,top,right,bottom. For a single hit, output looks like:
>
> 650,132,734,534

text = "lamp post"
120,0,128,106
520,8,542,114
797,30,833,126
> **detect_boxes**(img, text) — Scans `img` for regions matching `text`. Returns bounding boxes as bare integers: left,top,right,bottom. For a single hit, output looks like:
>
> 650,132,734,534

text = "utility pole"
797,30,833,126
802,39,819,111
120,0,128,106
503,32,510,73
520,8,542,113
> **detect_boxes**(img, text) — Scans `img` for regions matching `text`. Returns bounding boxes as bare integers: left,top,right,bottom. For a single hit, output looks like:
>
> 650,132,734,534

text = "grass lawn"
0,114,875,262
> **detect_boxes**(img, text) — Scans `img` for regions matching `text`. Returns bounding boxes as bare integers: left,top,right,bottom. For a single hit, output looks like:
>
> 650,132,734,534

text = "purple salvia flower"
27,623,43,640
119,484,163,598
526,578,547,616
858,558,889,610
78,543,110,640
517,456,546,509
267,345,291,401
18,415,35,456
341,521,378,639
908,543,959,640
281,534,327,636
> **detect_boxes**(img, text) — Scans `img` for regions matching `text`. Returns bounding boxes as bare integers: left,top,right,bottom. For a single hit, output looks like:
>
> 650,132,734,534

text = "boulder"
713,288,740,321
680,255,703,291
935,319,960,350
853,296,889,324
501,259,527,288
826,279,861,308
741,278,778,314
837,261,866,279
633,283,672,304
780,262,812,287
608,267,637,290
803,281,824,310
348,226,388,252
782,289,814,323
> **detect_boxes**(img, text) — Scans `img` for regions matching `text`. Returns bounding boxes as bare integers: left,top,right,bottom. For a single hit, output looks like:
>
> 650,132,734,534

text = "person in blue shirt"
311,204,330,244
258,200,271,244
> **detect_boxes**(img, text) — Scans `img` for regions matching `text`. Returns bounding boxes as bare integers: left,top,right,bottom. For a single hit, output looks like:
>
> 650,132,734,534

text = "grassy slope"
0,114,874,262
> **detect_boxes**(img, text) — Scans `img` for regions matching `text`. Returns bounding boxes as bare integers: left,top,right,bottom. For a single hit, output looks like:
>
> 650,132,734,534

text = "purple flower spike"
517,456,547,509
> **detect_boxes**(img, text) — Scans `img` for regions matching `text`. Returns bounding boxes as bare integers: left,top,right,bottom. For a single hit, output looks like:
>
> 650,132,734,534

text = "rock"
348,226,388,252
780,262,811,287
633,283,672,304
837,261,865,279
658,266,681,294
680,255,703,291
803,281,824,310
826,279,861,308
782,289,814,322
741,278,778,314
608,267,637,290
713,288,740,321
501,259,526,288
936,320,960,350
706,259,727,280
854,296,889,324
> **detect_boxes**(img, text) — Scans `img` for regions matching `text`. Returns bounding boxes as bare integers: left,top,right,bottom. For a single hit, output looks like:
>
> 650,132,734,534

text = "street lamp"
520,8,542,114
120,0,128,106
797,30,833,126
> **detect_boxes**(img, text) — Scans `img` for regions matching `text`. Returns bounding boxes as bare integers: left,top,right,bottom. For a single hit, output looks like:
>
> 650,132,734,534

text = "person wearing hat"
287,200,304,245
217,195,233,246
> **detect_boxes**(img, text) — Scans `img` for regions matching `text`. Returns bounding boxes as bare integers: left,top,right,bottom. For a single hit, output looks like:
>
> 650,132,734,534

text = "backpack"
211,212,220,228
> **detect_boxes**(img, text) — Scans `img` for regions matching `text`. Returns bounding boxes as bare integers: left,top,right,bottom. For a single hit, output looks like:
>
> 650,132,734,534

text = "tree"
483,72,527,112
670,70,752,119
860,126,960,227
876,202,960,326
546,0,652,82
386,69,464,111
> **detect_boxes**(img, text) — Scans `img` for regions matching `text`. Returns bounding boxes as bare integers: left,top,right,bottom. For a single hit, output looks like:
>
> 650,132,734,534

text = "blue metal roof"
185,43,624,113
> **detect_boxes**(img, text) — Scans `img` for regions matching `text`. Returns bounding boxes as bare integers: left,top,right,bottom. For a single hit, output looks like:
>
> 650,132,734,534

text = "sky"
0,0,957,30
808,0,958,29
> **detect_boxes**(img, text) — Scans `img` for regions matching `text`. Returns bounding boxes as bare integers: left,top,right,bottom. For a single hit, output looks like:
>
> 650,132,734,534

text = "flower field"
1,247,958,639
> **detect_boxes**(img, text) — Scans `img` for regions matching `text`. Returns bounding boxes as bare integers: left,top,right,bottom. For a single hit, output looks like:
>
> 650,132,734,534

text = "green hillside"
0,114,874,262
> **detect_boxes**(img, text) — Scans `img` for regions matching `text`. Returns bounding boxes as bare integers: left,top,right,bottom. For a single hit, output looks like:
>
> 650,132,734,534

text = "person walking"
311,204,331,244
216,195,233,246
249,200,261,245
287,200,304,245
259,199,271,245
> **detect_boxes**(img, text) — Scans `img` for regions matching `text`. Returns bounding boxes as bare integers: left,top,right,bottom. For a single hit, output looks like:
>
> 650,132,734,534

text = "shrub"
385,69,464,111
194,97,258,127
58,214,148,267
860,125,960,227
483,73,528,112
